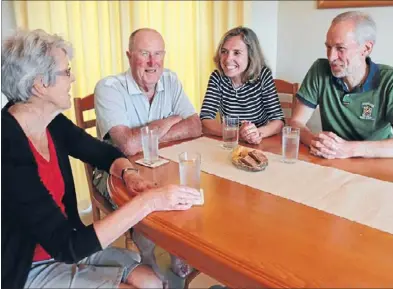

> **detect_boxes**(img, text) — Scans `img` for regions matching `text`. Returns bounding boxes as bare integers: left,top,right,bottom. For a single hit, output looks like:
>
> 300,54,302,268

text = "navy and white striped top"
200,67,284,127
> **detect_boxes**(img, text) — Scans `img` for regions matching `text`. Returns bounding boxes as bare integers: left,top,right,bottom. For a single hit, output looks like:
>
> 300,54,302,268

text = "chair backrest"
274,79,299,122
73,94,113,219
74,93,96,130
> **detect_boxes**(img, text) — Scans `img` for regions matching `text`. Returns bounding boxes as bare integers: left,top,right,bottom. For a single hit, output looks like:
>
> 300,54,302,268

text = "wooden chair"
73,94,134,249
274,79,300,123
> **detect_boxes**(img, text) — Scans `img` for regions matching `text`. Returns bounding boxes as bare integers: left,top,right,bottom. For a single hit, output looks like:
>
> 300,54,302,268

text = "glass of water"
140,126,159,165
282,126,300,163
178,152,201,191
222,115,239,150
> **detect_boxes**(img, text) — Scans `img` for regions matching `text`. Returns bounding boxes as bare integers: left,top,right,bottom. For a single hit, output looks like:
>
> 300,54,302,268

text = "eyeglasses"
55,67,72,77
136,50,166,60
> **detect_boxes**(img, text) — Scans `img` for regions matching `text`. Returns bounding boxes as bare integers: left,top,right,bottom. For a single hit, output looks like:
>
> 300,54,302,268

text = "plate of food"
231,145,268,172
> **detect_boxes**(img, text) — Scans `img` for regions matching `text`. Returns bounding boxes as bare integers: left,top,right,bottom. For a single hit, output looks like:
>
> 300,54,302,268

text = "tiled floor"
80,210,223,288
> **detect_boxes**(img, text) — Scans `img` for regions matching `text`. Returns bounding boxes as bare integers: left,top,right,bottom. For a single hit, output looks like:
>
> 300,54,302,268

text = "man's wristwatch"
121,167,139,182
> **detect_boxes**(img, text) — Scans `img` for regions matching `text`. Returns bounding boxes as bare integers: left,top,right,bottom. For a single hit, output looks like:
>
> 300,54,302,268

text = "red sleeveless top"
28,130,66,262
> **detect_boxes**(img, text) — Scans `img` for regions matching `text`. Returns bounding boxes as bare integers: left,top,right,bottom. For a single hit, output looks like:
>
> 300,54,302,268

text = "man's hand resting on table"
123,172,155,197
310,132,354,159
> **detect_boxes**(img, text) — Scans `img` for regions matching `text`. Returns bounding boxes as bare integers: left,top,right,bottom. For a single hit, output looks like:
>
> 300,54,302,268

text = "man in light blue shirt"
95,28,201,155
93,28,201,283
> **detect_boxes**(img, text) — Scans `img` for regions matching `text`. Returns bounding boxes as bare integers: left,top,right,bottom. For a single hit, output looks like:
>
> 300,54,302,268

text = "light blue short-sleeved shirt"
94,68,196,139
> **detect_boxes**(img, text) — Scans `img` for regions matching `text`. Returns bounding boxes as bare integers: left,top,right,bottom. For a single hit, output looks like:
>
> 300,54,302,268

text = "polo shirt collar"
125,69,164,95
332,57,380,93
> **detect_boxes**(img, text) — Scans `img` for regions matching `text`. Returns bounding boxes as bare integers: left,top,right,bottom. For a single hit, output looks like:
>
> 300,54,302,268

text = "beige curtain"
12,0,248,210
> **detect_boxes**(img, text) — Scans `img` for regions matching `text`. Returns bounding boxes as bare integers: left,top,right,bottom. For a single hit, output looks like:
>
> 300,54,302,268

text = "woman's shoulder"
2,104,22,139
250,66,273,85
207,69,226,86
1,108,31,163
259,66,273,78
50,113,78,131
210,69,222,79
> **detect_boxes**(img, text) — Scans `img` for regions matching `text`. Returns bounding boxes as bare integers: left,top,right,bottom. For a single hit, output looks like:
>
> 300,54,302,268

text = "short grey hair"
1,29,73,103
214,26,266,84
332,11,377,45
128,28,161,51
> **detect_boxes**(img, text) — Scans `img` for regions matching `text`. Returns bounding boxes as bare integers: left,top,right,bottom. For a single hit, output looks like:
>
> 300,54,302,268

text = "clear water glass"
178,152,201,191
282,126,300,163
222,115,239,150
141,126,159,165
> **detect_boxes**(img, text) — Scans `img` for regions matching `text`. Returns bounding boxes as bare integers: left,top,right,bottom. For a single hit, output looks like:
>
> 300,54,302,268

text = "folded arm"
108,116,182,156
201,118,222,137
160,113,202,142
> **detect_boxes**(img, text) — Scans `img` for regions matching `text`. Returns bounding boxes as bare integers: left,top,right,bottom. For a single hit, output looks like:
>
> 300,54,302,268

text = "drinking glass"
140,126,159,165
178,152,201,191
282,126,300,163
222,115,239,150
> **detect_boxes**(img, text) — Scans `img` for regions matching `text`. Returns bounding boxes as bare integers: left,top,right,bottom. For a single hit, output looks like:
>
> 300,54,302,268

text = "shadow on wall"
307,106,322,133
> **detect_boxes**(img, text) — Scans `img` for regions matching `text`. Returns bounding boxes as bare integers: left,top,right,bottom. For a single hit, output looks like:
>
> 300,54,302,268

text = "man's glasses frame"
136,50,166,60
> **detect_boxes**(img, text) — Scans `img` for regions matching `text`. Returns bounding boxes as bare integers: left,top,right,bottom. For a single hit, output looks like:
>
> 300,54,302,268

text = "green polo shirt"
296,58,393,141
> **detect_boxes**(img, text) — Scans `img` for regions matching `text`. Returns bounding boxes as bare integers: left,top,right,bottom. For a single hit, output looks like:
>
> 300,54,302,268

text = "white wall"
1,1,16,40
248,1,279,77
276,1,393,83
1,0,17,108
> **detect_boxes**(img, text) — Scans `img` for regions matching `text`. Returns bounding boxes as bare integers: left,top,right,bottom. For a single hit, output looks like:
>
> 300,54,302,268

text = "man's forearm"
201,119,222,137
289,119,315,147
110,117,181,156
110,127,144,156
160,114,202,142
352,139,393,158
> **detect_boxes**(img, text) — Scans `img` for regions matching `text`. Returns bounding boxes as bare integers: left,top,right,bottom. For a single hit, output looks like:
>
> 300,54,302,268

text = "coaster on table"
194,189,204,206
135,158,169,168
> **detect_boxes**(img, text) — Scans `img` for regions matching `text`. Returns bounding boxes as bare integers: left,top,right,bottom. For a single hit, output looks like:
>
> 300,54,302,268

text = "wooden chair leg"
184,269,200,289
92,204,101,222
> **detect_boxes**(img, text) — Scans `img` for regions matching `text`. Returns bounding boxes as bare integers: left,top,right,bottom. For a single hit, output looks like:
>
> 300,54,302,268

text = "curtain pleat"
12,0,245,210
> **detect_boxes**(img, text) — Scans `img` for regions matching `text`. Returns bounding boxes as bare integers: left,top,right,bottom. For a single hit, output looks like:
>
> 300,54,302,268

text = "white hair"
332,11,377,45
1,29,73,103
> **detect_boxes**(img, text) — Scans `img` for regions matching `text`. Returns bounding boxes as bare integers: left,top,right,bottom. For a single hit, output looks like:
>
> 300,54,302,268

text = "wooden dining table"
108,135,393,288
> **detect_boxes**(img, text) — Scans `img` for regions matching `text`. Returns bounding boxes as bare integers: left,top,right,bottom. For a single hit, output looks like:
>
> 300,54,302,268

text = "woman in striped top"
200,26,285,144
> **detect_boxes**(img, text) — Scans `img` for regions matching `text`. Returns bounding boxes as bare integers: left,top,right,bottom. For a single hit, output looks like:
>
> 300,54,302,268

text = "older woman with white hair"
1,29,201,289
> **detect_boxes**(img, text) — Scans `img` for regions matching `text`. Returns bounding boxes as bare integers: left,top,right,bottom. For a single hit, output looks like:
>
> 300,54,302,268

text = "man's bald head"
128,28,165,51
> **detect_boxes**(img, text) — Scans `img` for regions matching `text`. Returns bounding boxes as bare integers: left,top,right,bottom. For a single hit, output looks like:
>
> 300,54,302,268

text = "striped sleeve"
200,71,222,120
260,67,285,122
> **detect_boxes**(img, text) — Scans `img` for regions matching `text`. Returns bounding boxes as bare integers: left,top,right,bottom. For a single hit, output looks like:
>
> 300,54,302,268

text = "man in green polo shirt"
290,11,393,159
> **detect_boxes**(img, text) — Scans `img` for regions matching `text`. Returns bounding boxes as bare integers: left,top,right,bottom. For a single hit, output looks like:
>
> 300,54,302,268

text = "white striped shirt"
200,67,284,127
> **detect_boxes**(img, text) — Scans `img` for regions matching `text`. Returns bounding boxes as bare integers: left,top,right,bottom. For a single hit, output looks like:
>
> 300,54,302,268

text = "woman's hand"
240,121,262,144
143,184,202,212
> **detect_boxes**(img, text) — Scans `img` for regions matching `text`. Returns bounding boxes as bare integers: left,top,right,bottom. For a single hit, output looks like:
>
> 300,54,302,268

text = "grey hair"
332,11,377,45
128,28,162,51
214,26,266,83
1,29,73,103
